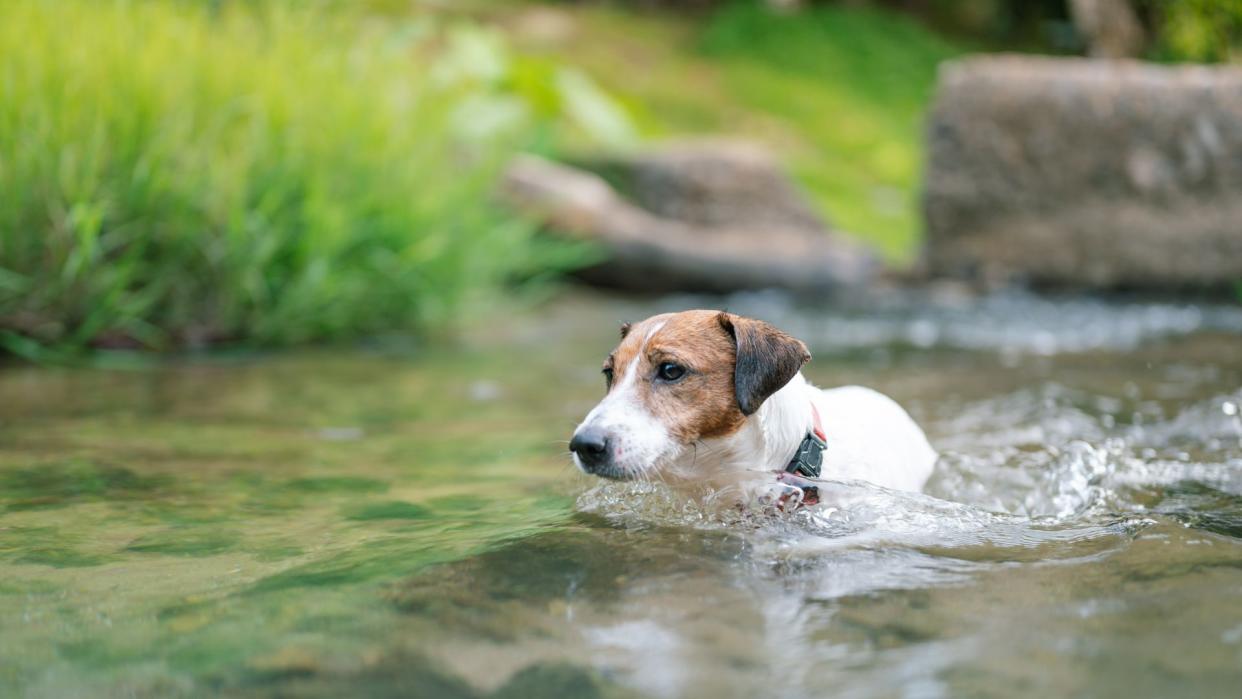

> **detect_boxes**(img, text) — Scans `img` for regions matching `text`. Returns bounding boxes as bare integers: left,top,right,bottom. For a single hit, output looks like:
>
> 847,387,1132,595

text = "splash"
574,384,1241,573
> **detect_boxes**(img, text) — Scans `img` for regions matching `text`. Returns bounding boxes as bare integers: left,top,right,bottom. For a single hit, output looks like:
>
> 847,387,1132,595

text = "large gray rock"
502,143,875,293
924,55,1242,291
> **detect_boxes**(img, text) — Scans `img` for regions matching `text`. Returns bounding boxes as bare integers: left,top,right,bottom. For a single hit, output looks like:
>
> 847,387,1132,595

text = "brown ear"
619,322,632,339
718,313,811,416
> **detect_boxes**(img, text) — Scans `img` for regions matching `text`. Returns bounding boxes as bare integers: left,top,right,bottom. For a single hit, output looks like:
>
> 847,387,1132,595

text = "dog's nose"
569,428,610,470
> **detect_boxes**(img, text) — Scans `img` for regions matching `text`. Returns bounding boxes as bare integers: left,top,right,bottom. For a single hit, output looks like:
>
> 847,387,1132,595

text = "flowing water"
2,290,1241,698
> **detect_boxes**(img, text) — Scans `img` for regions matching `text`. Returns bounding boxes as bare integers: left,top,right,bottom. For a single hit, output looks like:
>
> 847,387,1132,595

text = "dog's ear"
619,322,632,339
717,312,810,416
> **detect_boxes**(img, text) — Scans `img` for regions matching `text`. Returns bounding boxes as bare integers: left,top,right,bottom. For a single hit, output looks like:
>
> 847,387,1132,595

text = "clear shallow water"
1,291,1241,698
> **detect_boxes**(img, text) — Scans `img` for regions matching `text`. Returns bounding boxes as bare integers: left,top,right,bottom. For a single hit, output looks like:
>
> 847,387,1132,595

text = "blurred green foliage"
700,2,963,259
517,1,964,261
1151,0,1242,62
0,0,626,357
807,0,1242,64
2,0,1236,360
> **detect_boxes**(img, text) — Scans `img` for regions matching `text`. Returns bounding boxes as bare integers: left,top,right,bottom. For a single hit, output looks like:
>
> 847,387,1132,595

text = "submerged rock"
501,142,876,294
490,662,611,699
924,55,1242,292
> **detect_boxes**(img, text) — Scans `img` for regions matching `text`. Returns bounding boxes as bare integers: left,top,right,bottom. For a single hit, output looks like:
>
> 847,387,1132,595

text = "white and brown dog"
569,311,936,505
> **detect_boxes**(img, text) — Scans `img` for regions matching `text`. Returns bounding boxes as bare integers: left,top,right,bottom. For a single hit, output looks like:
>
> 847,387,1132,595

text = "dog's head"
569,310,810,481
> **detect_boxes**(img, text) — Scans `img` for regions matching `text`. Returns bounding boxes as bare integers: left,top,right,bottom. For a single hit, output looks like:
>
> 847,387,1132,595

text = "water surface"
2,291,1241,697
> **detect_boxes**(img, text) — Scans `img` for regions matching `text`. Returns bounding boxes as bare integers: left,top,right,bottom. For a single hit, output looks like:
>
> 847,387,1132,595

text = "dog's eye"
656,362,686,382
602,367,614,388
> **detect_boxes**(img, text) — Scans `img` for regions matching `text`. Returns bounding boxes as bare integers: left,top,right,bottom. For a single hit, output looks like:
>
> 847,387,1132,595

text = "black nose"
569,428,610,471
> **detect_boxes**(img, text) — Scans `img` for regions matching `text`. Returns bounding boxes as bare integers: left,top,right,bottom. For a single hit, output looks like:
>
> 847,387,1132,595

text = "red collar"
810,404,827,442
777,404,827,510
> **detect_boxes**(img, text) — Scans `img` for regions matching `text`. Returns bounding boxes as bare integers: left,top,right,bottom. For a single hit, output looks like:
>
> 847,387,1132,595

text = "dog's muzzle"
569,427,612,474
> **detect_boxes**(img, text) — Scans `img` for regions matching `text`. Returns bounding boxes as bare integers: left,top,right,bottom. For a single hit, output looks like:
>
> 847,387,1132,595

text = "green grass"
0,0,596,356
0,0,971,357
703,3,965,259
504,1,967,261
1154,0,1242,63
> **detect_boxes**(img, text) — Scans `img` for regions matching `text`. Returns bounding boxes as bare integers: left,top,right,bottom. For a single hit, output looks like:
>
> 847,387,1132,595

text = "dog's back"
812,385,937,492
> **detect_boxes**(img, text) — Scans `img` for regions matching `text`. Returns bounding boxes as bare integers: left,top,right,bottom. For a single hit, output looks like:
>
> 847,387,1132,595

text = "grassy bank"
504,1,967,261
0,0,602,357
0,0,971,357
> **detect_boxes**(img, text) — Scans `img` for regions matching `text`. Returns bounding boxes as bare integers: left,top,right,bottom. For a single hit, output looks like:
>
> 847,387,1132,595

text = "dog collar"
779,404,827,508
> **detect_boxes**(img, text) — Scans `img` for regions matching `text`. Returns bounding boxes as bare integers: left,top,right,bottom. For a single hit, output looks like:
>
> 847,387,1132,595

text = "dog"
569,311,936,505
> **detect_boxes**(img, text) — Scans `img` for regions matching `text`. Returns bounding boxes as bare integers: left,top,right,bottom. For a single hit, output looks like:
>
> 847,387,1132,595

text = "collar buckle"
785,430,826,479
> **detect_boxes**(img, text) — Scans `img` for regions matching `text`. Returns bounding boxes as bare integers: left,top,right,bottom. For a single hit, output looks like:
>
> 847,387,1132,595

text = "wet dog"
569,311,936,503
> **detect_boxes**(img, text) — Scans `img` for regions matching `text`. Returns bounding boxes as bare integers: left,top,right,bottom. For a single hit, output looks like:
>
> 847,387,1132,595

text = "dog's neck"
664,373,816,494
750,372,816,471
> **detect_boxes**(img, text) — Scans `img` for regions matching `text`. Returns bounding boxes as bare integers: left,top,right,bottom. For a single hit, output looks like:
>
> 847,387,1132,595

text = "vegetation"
0,0,622,357
499,0,1240,262
3,0,1233,357
702,3,964,258
506,1,966,261
1152,0,1242,62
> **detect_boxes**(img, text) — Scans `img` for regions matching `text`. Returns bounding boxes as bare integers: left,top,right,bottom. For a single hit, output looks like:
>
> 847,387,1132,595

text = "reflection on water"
1,290,1241,698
